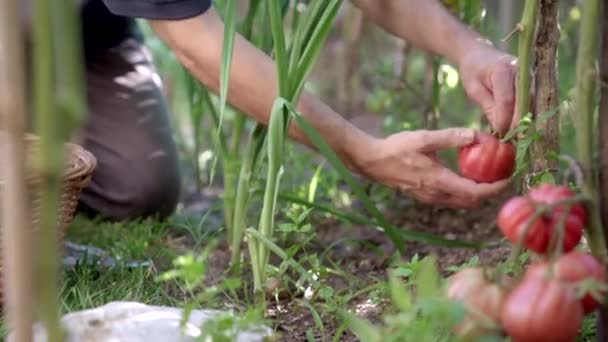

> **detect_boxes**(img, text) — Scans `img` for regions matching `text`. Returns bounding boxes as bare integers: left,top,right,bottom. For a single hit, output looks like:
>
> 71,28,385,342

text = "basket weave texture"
0,133,97,270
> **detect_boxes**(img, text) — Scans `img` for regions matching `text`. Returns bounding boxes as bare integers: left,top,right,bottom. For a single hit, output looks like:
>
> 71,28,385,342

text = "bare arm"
351,0,519,135
147,6,509,208
148,8,372,171
349,0,491,65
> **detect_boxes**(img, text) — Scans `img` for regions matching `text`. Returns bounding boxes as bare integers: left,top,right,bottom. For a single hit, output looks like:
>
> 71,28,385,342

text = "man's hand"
353,128,511,207
459,45,519,137
349,0,520,137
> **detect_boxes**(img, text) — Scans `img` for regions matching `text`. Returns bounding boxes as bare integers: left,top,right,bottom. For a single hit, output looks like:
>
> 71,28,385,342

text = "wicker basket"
0,134,97,293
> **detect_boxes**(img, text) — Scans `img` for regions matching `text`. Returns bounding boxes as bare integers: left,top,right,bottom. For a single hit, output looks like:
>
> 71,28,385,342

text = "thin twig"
502,23,524,42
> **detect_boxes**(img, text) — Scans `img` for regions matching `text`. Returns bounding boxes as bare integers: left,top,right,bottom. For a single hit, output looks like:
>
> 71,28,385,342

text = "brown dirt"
165,189,514,342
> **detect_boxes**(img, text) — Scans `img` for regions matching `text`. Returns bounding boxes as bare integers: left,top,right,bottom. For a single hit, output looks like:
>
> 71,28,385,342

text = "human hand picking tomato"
354,128,511,208
459,44,519,137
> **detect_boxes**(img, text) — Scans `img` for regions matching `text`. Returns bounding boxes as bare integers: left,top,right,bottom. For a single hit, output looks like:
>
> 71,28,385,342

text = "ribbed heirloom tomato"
458,132,516,183
497,196,583,254
526,251,607,313
446,268,508,339
501,274,583,342
528,184,588,225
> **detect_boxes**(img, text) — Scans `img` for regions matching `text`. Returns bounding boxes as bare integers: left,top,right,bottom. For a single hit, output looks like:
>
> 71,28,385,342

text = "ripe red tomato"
526,251,607,313
446,268,508,339
528,183,587,225
497,196,583,254
458,132,516,183
501,275,583,342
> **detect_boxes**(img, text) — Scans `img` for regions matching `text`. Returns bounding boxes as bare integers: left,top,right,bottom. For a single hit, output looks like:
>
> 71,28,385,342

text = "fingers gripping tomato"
501,275,583,342
446,268,508,339
526,251,607,313
458,133,516,183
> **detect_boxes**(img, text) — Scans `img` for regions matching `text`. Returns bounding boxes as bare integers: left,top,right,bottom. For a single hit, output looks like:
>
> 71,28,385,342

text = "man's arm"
99,1,510,207
149,9,372,172
351,0,519,136
349,0,489,66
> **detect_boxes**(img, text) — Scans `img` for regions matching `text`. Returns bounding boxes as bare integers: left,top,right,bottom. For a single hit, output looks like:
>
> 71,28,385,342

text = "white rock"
7,301,272,342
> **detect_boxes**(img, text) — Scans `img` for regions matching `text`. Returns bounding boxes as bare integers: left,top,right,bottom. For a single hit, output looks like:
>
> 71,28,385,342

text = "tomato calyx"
575,278,608,305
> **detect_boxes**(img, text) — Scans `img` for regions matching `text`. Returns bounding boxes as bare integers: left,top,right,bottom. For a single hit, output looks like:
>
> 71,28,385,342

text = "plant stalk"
230,125,266,272
531,0,560,172
517,0,539,118
0,1,34,340
574,0,608,260
595,0,608,338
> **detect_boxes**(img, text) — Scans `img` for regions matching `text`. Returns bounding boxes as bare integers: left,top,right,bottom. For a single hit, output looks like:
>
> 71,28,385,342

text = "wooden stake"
0,0,35,341
597,0,608,340
531,0,560,172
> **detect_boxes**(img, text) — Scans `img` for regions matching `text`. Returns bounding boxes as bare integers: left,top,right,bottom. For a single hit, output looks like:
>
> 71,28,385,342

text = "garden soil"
167,189,513,342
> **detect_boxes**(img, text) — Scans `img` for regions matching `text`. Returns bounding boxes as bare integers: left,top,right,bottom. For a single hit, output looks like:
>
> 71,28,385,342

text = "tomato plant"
458,132,516,183
446,268,508,339
501,274,583,342
497,196,583,254
526,251,607,313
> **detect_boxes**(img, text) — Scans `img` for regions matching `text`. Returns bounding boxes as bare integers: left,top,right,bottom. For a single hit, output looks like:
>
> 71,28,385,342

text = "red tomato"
497,196,583,254
458,132,516,183
446,268,508,339
526,251,607,313
501,275,583,342
529,183,588,225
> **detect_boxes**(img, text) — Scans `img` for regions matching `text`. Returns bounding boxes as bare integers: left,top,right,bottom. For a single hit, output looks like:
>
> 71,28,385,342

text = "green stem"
549,204,573,263
255,103,286,290
515,0,539,178
34,0,87,340
230,114,246,155
231,125,266,272
516,0,538,122
246,228,319,290
574,0,608,260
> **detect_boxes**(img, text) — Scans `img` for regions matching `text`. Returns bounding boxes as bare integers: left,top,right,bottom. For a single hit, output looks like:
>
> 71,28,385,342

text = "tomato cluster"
445,180,607,341
497,184,586,254
447,251,606,342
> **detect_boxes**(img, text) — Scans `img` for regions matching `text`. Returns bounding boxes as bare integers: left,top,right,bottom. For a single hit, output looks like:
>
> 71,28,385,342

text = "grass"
59,216,181,311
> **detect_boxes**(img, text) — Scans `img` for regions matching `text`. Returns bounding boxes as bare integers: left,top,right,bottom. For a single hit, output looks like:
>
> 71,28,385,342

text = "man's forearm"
350,0,492,65
149,9,372,171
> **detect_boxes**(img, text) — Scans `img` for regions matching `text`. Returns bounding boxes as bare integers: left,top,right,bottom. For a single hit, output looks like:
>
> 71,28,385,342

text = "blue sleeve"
101,0,212,20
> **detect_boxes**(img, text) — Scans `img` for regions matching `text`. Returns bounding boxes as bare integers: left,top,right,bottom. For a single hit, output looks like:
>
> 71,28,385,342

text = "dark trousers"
18,1,181,221
74,37,182,221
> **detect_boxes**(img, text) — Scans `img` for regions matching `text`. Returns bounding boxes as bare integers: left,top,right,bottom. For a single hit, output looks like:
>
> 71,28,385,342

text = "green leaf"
274,192,484,248
256,99,288,274
308,163,324,202
290,0,343,101
388,272,412,312
267,0,290,97
216,0,237,147
539,171,556,185
415,256,440,299
341,312,382,342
